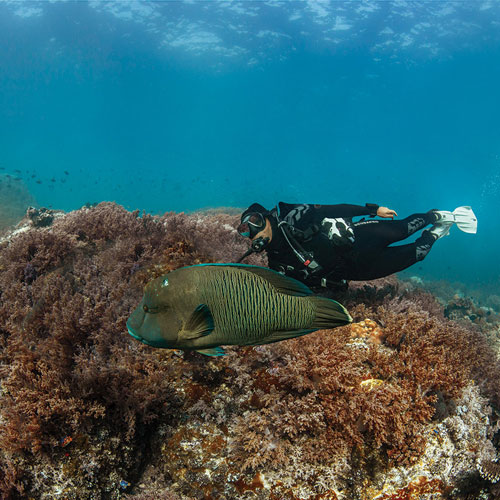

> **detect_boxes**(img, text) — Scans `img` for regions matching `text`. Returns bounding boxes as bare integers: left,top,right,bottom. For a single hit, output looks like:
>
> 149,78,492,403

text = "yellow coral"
360,378,384,391
350,318,385,344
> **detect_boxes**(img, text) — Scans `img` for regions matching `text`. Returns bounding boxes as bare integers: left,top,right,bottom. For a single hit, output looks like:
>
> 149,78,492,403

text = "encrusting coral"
0,202,499,500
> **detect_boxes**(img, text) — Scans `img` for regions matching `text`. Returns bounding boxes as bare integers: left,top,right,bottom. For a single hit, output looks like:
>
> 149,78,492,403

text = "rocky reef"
0,203,499,500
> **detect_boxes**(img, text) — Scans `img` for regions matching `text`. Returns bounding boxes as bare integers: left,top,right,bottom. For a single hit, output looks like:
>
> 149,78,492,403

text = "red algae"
185,381,213,403
201,434,226,455
234,472,265,494
377,476,445,499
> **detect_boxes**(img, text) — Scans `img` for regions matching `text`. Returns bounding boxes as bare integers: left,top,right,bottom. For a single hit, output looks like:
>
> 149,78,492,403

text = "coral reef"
402,275,500,382
0,202,499,500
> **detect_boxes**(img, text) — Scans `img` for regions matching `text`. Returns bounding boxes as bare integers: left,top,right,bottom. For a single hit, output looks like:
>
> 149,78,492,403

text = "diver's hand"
377,206,398,219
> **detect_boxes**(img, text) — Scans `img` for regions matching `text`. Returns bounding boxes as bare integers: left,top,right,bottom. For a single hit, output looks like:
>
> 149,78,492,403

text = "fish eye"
143,304,159,314
162,278,169,287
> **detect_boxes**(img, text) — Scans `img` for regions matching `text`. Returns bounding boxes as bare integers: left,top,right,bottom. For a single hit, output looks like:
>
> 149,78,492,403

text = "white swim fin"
452,206,477,234
429,223,452,240
432,210,455,224
431,206,477,234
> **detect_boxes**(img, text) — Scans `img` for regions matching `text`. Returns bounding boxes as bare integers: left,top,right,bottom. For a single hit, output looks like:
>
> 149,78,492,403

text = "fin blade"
309,296,352,329
179,304,214,340
453,206,477,234
195,347,226,356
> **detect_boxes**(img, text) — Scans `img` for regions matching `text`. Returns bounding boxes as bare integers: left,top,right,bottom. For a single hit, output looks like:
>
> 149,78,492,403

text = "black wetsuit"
264,202,435,288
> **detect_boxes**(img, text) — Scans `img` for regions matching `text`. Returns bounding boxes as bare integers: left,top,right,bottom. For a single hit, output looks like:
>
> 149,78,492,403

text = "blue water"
1,1,499,289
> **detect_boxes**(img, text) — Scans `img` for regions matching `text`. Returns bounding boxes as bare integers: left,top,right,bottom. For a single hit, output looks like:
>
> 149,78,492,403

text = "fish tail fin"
310,296,352,329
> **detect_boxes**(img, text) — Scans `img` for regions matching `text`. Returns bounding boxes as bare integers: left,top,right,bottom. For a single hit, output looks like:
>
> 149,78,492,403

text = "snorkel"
237,236,270,262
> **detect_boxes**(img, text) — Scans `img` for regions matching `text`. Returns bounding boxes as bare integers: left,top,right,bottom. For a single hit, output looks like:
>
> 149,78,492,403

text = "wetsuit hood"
266,209,284,250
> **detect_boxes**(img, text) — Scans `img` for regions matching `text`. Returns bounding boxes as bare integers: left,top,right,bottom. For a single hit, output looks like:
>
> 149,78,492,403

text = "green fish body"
127,264,351,356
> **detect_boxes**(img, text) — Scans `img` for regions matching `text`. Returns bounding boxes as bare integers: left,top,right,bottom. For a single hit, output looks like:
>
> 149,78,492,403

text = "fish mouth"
127,303,148,343
127,317,148,344
127,326,153,346
127,325,167,348
127,306,168,348
127,326,142,341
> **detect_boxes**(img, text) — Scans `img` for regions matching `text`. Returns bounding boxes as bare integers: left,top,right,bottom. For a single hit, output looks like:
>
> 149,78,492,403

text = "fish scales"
198,268,314,340
198,268,265,338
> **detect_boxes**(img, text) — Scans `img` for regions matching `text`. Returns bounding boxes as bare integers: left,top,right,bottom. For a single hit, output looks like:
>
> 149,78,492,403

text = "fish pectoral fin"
179,304,215,340
245,329,317,346
195,347,226,356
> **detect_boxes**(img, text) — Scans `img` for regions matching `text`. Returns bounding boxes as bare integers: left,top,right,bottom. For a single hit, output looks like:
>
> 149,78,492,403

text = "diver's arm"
313,203,379,218
313,203,397,219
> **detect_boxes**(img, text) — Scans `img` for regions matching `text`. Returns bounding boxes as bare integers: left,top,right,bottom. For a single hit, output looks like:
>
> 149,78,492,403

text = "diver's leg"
353,212,434,247
348,230,436,280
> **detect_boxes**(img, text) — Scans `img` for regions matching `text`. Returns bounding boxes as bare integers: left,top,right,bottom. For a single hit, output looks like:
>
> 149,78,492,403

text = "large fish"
127,264,352,356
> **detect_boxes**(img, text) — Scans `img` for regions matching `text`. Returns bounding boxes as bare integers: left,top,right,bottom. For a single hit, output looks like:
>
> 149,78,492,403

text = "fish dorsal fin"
221,264,312,297
239,265,312,296
179,304,214,340
182,263,311,296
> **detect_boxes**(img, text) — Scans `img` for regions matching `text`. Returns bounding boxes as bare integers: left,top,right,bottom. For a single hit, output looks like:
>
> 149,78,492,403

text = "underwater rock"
26,206,57,228
370,384,496,498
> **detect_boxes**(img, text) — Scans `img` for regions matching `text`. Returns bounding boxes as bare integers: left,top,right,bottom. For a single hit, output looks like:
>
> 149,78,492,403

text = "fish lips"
126,301,170,348
127,319,164,347
127,323,144,342
127,324,169,348
127,318,148,344
127,301,148,343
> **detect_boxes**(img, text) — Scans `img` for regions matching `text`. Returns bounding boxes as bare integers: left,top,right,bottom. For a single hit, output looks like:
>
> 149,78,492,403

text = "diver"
236,202,477,291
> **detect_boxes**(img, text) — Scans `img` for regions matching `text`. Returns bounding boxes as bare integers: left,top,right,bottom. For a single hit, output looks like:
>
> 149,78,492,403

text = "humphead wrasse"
127,264,352,356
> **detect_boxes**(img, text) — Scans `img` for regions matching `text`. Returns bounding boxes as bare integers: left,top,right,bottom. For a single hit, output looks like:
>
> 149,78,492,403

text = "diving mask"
237,212,266,238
